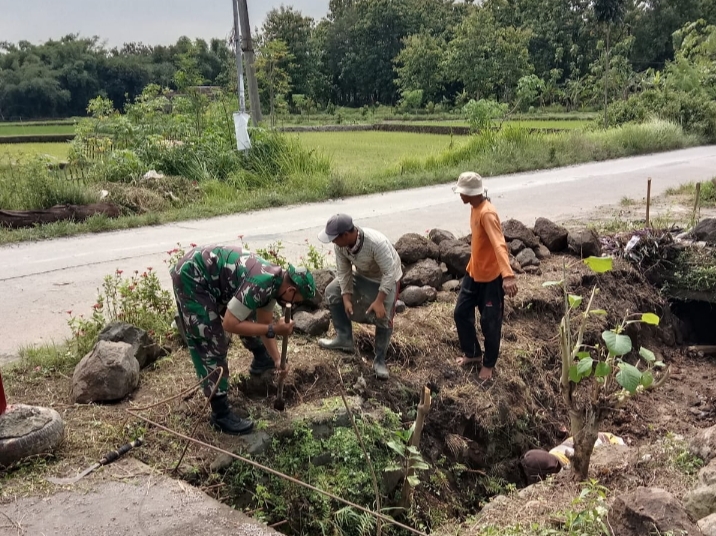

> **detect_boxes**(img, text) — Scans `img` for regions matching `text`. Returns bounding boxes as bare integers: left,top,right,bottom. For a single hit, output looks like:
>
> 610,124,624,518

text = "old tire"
0,404,65,467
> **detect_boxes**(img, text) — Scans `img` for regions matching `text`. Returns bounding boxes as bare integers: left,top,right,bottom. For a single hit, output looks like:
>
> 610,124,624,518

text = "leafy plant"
385,424,431,489
463,99,508,133
545,256,669,480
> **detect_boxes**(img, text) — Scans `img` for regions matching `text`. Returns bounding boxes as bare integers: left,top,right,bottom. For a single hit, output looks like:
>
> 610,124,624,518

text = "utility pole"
236,0,262,125
231,0,246,114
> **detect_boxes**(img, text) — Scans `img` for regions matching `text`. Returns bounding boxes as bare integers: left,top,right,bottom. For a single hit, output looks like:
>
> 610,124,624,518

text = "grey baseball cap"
318,213,354,243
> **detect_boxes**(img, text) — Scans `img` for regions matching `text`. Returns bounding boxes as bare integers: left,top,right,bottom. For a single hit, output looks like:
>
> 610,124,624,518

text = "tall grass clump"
70,85,331,190
0,156,95,210
396,119,699,179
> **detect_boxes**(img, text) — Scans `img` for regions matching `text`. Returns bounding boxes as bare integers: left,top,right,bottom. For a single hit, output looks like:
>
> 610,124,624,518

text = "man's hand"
275,363,289,379
366,299,387,319
273,318,295,337
342,294,354,317
503,276,518,298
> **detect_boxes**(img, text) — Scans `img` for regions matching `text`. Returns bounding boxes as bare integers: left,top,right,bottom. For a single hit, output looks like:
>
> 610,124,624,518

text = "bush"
463,99,508,132
607,89,716,141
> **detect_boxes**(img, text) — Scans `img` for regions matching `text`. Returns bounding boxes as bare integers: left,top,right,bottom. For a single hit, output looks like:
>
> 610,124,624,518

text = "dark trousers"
453,275,504,368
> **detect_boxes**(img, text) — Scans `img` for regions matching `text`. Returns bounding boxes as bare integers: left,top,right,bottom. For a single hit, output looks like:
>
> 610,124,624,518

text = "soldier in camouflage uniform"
171,244,316,435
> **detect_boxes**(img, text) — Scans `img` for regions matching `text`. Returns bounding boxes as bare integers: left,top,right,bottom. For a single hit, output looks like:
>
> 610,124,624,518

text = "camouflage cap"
287,264,316,300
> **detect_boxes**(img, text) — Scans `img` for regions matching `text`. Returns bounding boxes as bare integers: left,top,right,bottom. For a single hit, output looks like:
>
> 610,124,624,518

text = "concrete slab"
0,458,278,536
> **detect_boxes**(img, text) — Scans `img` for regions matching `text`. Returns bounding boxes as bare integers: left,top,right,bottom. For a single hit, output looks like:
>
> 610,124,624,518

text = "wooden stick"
399,386,432,509
693,182,702,225
646,178,652,227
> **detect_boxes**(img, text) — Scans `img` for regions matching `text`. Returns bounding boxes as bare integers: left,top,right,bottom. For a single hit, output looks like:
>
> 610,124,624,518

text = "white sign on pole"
233,112,252,151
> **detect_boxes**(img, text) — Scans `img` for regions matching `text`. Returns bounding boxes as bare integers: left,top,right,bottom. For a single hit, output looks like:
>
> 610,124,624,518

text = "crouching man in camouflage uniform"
171,244,316,435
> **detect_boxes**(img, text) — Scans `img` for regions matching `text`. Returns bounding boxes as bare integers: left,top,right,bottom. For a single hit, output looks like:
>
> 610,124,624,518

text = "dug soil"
4,242,716,534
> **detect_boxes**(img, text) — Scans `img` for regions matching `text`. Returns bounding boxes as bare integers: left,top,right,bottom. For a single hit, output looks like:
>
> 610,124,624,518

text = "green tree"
446,5,533,100
593,0,628,126
394,32,445,104
256,40,294,126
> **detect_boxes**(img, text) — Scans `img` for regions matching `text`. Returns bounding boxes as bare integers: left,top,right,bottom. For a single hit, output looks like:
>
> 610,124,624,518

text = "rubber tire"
0,404,65,467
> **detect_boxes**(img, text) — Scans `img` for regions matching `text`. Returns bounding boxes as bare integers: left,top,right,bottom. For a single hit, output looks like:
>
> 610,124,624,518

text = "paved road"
1,146,715,358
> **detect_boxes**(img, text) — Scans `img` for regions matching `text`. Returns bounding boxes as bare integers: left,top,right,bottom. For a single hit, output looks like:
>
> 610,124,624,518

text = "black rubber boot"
318,303,354,352
243,337,276,376
209,395,254,435
373,327,392,380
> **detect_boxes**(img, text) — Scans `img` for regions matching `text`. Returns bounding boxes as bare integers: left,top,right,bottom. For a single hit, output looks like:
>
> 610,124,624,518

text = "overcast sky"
1,1,330,48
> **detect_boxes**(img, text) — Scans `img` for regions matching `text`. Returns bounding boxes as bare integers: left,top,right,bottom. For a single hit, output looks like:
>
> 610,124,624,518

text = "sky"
0,0,330,48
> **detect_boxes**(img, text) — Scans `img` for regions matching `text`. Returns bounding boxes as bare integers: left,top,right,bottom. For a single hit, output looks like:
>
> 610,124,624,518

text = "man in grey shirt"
317,214,402,379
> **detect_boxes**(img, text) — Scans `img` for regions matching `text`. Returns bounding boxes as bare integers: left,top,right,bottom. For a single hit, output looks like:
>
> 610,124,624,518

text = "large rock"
305,269,335,309
399,286,431,307
691,425,716,463
516,248,540,268
402,259,442,289
0,404,65,467
293,310,331,336
534,244,551,260
509,240,526,256
394,233,439,264
700,459,716,487
694,219,716,246
685,484,716,521
534,217,569,252
98,322,166,369
439,239,471,277
502,219,539,248
442,279,461,292
421,285,438,302
428,229,456,246
608,487,700,536
568,229,602,258
72,341,140,404
699,513,716,536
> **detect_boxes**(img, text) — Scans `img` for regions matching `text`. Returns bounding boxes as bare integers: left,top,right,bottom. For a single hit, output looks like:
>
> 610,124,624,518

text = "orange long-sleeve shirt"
466,200,514,283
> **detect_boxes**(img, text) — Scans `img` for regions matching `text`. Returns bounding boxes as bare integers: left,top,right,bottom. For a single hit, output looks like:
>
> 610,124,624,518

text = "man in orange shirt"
453,172,518,383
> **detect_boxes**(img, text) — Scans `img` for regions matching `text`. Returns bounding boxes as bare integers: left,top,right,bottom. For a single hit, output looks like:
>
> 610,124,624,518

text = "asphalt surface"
1,145,715,359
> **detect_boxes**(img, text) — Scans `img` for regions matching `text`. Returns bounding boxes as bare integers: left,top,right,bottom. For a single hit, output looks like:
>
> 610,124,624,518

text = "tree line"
1,0,715,120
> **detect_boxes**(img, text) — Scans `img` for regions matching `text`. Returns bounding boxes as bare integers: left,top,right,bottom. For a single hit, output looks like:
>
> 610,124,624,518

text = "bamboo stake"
646,178,652,227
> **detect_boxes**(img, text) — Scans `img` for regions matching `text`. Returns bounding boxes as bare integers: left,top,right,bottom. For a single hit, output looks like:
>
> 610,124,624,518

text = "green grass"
293,131,466,176
0,142,71,161
0,120,701,245
401,119,589,129
0,123,76,136
666,179,716,207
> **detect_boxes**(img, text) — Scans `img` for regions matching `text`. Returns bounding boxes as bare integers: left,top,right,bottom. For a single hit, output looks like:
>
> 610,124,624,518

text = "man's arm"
483,212,514,279
373,240,399,296
256,308,281,367
335,246,354,295
483,212,518,297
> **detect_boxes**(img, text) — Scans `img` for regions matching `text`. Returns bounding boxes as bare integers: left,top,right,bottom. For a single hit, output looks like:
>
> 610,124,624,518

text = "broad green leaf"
407,475,421,487
384,465,402,472
654,361,666,368
576,351,591,359
577,357,594,378
584,256,613,273
641,371,654,388
412,461,430,471
590,309,608,316
639,347,656,363
569,295,583,308
569,365,581,384
616,363,642,394
595,362,611,377
387,441,405,456
543,280,563,287
602,330,632,357
641,313,660,326
406,446,420,456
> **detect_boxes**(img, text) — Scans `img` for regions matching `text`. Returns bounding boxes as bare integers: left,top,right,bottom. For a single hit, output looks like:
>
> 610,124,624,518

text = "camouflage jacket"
174,245,282,320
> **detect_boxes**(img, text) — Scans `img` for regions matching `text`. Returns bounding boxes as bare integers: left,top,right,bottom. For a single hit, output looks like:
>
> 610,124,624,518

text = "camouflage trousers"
171,261,273,398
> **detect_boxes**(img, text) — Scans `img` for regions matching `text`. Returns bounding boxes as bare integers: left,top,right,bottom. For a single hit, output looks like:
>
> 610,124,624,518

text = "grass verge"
0,119,702,245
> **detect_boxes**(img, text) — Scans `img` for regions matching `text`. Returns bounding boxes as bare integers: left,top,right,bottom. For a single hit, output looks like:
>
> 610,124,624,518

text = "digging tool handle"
280,305,292,371
99,438,144,466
